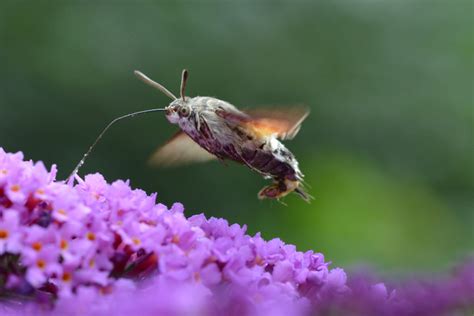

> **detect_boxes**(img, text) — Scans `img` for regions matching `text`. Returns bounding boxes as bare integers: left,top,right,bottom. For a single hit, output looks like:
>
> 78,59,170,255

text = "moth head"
166,69,191,125
134,69,191,126
165,99,192,124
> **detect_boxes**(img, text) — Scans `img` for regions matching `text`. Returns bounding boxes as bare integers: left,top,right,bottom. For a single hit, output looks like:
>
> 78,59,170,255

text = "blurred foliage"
0,1,472,275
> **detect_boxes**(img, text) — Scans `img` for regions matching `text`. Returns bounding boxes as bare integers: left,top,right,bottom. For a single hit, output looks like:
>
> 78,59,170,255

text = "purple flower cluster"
317,261,474,316
0,148,473,316
0,148,346,315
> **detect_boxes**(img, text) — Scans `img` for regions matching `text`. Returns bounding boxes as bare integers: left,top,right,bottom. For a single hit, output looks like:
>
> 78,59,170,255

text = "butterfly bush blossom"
0,148,472,316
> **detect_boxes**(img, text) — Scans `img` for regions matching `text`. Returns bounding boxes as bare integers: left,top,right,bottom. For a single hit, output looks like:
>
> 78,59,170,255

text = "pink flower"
0,210,22,254
22,245,61,287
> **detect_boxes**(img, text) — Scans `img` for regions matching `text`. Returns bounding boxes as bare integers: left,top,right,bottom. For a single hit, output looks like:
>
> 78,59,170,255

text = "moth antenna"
67,108,166,182
134,70,177,100
180,69,189,101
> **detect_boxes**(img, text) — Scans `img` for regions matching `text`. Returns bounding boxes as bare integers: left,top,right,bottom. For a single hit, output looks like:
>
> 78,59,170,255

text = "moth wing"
216,106,309,140
148,131,217,167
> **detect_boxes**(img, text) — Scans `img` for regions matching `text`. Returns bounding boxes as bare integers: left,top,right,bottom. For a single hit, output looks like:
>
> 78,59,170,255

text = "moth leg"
258,182,282,200
215,154,228,166
258,180,289,200
258,178,307,201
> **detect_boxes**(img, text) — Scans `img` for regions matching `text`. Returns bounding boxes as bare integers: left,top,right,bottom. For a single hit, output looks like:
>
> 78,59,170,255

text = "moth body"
162,95,309,201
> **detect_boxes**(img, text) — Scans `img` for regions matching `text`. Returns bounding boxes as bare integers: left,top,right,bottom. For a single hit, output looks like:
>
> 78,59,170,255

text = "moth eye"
179,106,190,117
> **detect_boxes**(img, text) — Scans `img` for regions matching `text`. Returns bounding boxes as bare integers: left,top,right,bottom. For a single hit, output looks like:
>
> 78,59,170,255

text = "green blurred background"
0,1,472,276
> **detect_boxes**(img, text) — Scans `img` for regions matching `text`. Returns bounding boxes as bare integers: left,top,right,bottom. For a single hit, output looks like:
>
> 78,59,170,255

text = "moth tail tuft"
294,185,313,203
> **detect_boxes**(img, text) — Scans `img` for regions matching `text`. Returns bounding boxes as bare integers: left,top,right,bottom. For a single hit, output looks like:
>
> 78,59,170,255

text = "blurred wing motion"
245,107,310,140
149,131,217,167
218,106,309,140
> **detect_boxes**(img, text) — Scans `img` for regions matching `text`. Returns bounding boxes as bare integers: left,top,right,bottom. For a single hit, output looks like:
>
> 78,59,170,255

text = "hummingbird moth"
69,69,310,202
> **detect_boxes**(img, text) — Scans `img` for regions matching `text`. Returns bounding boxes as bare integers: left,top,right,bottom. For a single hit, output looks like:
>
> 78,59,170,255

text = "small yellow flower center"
36,259,46,269
89,259,95,268
99,286,113,295
62,272,72,282
57,209,67,215
36,189,45,195
87,232,96,241
0,230,9,239
171,235,180,244
255,255,264,266
10,184,20,192
194,272,201,282
0,169,7,175
60,239,68,250
32,242,42,251
132,237,141,246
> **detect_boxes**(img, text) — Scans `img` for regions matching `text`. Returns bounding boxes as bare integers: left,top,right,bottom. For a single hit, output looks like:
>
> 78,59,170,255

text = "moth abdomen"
222,144,240,161
264,161,295,179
